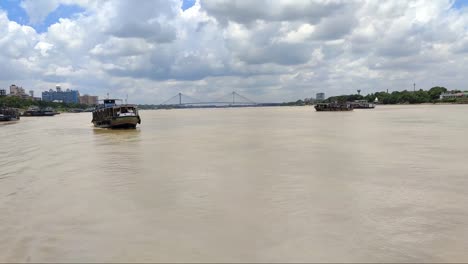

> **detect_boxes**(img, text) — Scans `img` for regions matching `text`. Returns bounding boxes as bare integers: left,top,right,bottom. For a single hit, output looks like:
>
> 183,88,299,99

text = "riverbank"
0,96,88,112
324,87,467,105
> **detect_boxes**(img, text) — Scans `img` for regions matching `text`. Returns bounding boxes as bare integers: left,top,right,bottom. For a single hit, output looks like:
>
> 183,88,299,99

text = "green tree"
428,86,447,101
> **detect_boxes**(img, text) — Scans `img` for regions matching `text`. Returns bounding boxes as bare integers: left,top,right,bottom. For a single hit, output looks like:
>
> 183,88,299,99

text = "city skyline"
1,83,99,105
0,0,468,103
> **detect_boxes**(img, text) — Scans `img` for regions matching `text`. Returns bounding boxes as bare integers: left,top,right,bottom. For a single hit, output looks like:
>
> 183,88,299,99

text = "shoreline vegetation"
285,86,467,106
2,86,467,111
324,87,467,105
278,86,468,106
0,96,88,112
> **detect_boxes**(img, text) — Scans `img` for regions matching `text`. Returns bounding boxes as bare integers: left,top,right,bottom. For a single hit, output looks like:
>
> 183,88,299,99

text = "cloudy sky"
0,0,467,103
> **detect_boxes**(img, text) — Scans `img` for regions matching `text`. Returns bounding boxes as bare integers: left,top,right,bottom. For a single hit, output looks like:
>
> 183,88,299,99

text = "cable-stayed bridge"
159,91,257,107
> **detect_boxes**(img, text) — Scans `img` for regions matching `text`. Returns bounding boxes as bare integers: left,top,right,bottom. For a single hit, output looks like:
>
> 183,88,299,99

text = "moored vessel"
351,100,375,109
22,106,59,116
315,102,353,111
92,99,141,129
0,107,20,121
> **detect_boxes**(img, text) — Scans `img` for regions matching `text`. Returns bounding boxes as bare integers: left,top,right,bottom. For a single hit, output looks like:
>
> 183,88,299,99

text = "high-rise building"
29,90,34,97
10,84,26,96
9,84,30,99
79,94,99,105
0,89,6,96
42,86,80,103
316,92,325,101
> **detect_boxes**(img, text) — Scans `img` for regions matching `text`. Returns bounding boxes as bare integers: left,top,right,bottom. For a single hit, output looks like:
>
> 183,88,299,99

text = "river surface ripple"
1,105,468,262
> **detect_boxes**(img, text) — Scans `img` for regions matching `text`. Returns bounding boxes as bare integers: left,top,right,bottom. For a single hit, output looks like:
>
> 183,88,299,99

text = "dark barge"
315,102,354,111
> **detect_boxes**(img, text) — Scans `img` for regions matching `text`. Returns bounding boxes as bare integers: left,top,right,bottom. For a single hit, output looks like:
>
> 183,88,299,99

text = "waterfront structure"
160,91,257,107
316,92,325,101
79,94,99,105
42,85,80,104
439,92,468,100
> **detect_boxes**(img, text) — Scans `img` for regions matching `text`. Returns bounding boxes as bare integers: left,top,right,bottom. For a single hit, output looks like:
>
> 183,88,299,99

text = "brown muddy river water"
1,105,468,262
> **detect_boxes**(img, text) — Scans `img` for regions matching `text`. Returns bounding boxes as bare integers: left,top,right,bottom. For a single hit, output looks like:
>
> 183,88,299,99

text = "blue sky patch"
0,0,84,32
0,0,29,25
182,0,196,11
37,4,85,32
453,0,468,9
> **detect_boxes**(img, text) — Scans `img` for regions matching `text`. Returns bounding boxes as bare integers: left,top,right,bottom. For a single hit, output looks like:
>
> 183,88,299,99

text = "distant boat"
351,100,375,109
0,107,20,121
68,109,84,113
92,99,141,129
315,102,353,111
21,106,59,116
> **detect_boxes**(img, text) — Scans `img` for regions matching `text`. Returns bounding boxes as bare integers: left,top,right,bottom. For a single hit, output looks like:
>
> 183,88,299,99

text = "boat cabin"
103,99,117,107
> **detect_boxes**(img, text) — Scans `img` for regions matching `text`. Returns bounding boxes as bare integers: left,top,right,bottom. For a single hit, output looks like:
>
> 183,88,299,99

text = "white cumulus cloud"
0,0,467,103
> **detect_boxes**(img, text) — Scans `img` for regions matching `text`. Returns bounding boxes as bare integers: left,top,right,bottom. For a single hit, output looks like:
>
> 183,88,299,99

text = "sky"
0,0,467,103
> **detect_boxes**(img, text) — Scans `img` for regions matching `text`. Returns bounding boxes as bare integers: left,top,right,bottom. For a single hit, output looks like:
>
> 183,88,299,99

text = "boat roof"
99,98,123,101
95,104,137,109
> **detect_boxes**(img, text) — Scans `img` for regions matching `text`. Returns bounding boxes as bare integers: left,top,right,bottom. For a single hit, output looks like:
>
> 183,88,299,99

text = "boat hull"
93,116,140,129
352,106,375,109
22,112,58,116
0,116,20,122
315,108,353,111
